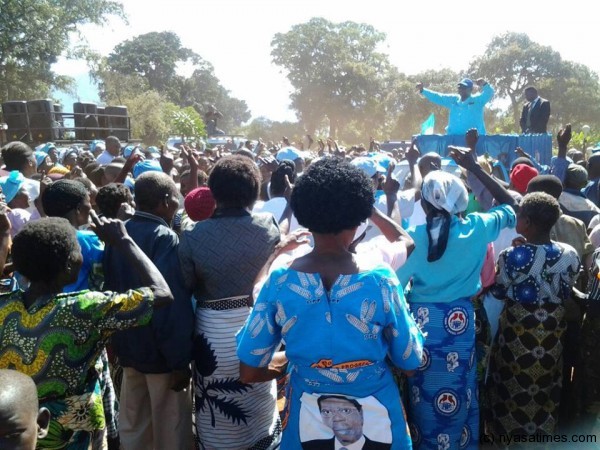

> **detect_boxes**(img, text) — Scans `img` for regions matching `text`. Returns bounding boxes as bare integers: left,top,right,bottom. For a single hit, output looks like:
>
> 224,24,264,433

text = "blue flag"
420,113,435,135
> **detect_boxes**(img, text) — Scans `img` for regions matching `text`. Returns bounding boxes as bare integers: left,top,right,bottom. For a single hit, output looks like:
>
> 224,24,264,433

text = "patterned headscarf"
421,171,468,262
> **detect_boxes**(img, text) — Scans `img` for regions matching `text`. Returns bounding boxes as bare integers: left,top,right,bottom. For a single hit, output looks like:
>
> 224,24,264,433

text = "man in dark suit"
520,86,551,134
301,395,392,449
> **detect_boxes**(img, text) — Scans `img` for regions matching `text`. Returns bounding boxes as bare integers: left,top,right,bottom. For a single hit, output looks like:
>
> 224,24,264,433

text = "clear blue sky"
54,0,599,122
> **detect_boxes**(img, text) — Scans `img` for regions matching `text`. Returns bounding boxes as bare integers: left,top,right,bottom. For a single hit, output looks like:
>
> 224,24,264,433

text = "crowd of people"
0,114,599,450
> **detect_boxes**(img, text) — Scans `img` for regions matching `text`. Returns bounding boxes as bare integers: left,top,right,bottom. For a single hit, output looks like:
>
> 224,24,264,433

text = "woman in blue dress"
396,149,517,450
237,158,424,450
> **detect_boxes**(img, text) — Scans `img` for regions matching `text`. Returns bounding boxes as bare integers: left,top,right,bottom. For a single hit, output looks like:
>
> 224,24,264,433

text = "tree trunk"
510,94,520,133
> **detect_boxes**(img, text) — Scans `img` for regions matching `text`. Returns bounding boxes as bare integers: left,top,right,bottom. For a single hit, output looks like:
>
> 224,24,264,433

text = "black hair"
524,86,538,93
519,192,561,233
73,177,94,193
270,160,296,197
317,395,362,413
12,217,79,283
42,179,88,218
1,141,33,171
89,166,105,187
84,162,100,178
588,154,600,180
208,155,261,208
180,169,208,186
526,175,563,200
96,183,130,218
111,157,126,164
134,171,177,212
290,158,374,234
511,157,535,170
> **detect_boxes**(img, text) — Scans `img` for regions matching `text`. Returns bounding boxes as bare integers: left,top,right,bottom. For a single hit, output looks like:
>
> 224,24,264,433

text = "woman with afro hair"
237,157,424,449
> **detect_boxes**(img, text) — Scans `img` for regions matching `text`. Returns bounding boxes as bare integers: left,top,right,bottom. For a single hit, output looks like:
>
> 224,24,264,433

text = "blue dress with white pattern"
237,264,424,450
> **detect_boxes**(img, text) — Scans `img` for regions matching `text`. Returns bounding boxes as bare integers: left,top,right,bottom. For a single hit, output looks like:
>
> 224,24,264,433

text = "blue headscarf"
0,171,25,203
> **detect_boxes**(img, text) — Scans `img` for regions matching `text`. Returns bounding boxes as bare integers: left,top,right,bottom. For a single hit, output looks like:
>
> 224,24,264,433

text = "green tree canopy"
106,31,198,102
469,32,565,129
0,0,124,101
101,31,250,133
271,17,395,138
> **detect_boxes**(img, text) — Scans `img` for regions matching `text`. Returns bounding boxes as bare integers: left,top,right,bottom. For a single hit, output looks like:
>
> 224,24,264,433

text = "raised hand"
514,147,530,159
159,146,174,174
383,162,400,196
449,146,479,171
465,128,479,151
89,210,129,247
416,82,424,92
406,141,421,166
476,78,487,87
557,124,572,148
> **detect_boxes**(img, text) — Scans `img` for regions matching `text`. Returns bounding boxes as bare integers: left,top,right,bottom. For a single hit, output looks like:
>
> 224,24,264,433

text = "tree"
469,32,564,129
271,18,394,138
106,31,197,103
103,32,251,131
167,106,206,142
0,0,124,102
538,62,600,131
126,91,173,145
239,116,305,144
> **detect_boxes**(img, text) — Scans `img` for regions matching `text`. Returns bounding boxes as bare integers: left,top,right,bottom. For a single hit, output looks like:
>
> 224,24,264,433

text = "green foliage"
239,117,305,144
168,106,206,142
100,31,250,134
0,0,124,101
271,18,395,138
107,31,197,102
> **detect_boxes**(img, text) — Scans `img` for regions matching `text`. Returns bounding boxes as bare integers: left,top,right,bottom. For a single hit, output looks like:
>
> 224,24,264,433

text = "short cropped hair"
317,395,362,413
134,171,177,212
96,183,130,218
12,218,79,283
208,155,261,208
519,191,561,233
42,179,88,218
1,141,33,171
290,158,374,234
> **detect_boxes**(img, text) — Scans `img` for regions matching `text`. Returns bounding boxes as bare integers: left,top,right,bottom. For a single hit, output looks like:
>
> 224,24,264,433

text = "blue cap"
351,156,386,178
367,152,394,170
276,146,305,162
38,142,57,154
458,78,474,89
34,151,49,168
147,146,160,154
123,145,136,158
132,160,162,179
0,170,25,203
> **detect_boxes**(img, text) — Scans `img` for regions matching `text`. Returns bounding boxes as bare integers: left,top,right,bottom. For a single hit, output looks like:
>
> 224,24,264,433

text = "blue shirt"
64,230,104,293
422,83,494,135
397,204,516,303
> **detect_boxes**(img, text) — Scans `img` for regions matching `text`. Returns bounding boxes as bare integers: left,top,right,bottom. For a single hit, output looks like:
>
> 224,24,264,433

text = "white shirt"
335,435,366,450
253,197,300,232
96,150,115,165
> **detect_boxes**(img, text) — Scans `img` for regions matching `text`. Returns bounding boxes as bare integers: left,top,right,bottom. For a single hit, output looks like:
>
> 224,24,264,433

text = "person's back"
102,172,193,450
180,212,279,299
398,207,514,302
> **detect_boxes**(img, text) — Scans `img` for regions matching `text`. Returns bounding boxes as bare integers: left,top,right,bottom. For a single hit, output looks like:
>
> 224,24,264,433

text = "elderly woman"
178,155,282,449
237,158,424,449
0,216,173,449
396,150,517,450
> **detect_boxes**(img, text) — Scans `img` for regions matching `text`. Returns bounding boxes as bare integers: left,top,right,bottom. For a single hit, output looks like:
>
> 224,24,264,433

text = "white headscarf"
421,171,468,216
420,171,468,262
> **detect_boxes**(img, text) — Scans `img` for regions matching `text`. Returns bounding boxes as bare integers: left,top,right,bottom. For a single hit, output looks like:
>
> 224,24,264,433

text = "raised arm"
370,207,415,257
450,146,518,212
90,210,174,307
551,124,571,184
416,82,456,108
475,79,494,104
